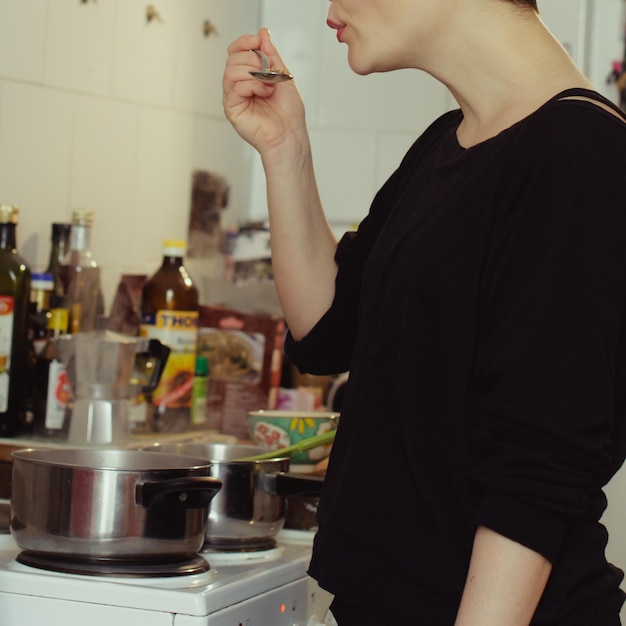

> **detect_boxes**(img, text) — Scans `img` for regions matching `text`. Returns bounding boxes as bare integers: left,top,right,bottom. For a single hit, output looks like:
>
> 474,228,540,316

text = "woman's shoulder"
518,89,626,151
492,89,626,185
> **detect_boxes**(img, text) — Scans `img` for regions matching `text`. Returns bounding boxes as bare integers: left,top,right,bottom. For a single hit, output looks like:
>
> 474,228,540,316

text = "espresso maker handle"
142,339,171,394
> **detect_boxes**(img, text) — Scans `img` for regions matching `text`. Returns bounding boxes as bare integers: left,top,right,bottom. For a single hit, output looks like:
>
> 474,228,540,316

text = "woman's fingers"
257,28,292,76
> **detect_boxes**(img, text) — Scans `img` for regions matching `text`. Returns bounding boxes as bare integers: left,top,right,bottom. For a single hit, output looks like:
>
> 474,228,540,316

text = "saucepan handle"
269,472,324,497
137,476,223,510
141,339,171,394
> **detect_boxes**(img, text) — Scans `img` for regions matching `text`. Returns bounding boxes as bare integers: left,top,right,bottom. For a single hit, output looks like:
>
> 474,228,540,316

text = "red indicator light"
280,603,286,614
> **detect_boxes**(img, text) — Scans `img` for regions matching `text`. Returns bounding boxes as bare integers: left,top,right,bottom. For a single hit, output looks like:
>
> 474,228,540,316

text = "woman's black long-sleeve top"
286,89,626,624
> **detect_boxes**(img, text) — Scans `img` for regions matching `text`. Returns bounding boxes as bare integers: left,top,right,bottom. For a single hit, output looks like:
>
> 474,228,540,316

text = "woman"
223,1,626,623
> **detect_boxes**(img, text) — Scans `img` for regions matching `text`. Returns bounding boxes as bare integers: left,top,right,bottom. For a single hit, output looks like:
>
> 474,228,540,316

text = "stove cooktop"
0,530,318,618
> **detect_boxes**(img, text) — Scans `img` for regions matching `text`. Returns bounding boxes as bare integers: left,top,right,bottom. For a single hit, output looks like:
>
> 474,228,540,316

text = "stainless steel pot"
10,448,223,562
143,443,324,549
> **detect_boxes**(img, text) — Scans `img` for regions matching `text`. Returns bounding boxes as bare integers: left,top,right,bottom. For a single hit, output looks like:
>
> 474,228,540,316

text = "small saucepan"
10,448,223,562
142,443,324,550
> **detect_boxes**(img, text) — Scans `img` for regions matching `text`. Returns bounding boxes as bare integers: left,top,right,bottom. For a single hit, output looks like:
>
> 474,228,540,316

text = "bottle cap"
195,355,209,376
71,208,94,226
48,306,69,333
0,205,19,224
31,272,54,290
163,239,187,257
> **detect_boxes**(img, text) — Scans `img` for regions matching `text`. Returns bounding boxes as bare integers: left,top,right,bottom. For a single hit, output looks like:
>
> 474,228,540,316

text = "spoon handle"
237,429,337,461
249,49,293,83
251,49,270,71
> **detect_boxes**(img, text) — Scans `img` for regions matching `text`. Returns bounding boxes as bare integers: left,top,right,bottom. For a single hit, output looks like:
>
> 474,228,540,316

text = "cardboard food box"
197,305,285,438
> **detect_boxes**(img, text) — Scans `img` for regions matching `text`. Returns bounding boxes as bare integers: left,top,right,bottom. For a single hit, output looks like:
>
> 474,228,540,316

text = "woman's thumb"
258,27,289,73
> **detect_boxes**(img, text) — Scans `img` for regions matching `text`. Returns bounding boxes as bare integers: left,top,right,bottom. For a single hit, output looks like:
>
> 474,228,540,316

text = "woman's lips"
326,19,346,43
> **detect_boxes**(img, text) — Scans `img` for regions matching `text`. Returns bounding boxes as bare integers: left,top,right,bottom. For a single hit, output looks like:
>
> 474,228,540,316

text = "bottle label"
140,310,198,409
0,296,14,413
45,361,71,429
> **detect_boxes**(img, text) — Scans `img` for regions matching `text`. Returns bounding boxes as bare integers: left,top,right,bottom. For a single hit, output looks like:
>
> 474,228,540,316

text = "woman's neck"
424,4,594,148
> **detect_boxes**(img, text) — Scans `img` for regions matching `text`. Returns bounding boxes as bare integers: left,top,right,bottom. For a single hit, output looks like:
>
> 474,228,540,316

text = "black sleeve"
468,106,626,561
286,110,463,376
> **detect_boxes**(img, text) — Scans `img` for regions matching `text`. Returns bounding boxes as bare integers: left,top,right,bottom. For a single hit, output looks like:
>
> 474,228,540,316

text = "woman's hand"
223,28,307,163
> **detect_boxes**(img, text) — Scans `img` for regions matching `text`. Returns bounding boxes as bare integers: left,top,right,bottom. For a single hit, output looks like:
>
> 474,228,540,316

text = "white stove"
0,529,334,625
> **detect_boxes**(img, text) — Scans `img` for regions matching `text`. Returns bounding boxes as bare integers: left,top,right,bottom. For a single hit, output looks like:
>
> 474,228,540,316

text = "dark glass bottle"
33,296,71,439
59,209,104,332
29,272,54,353
140,240,199,433
46,223,71,296
0,204,31,436
24,272,54,428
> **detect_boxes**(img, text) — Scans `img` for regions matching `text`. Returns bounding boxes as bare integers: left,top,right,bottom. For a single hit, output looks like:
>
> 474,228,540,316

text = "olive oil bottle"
0,205,31,436
140,240,199,432
45,223,71,297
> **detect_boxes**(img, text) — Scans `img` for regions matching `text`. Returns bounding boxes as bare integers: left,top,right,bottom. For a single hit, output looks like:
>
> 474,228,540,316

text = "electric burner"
202,536,277,553
16,551,210,578
203,545,284,566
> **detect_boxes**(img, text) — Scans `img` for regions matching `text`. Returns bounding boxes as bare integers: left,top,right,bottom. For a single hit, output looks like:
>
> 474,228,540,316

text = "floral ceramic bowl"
247,410,339,466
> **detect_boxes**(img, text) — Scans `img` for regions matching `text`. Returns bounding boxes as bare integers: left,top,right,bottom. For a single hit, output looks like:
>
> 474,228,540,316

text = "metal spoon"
249,49,293,83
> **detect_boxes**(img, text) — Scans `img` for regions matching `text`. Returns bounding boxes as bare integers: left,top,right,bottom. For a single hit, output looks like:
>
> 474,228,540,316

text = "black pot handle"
141,339,171,394
271,472,324,497
137,476,223,510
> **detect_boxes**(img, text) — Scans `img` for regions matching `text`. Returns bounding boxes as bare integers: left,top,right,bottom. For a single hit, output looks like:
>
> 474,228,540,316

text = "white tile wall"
172,0,220,116
44,0,117,95
0,0,259,310
112,0,179,107
0,82,75,263
308,129,378,224
132,107,195,263
68,95,140,301
193,115,254,227
0,0,47,83
173,0,262,118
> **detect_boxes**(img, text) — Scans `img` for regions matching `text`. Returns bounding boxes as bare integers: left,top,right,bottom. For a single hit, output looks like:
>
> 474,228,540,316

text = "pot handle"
141,339,171,394
137,476,223,510
269,472,324,497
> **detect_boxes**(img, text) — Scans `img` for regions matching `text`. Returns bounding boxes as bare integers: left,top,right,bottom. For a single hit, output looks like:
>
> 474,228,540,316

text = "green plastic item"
236,429,337,461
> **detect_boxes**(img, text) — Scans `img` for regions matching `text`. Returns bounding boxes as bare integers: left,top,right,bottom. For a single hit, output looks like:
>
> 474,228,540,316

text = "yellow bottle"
140,240,199,432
